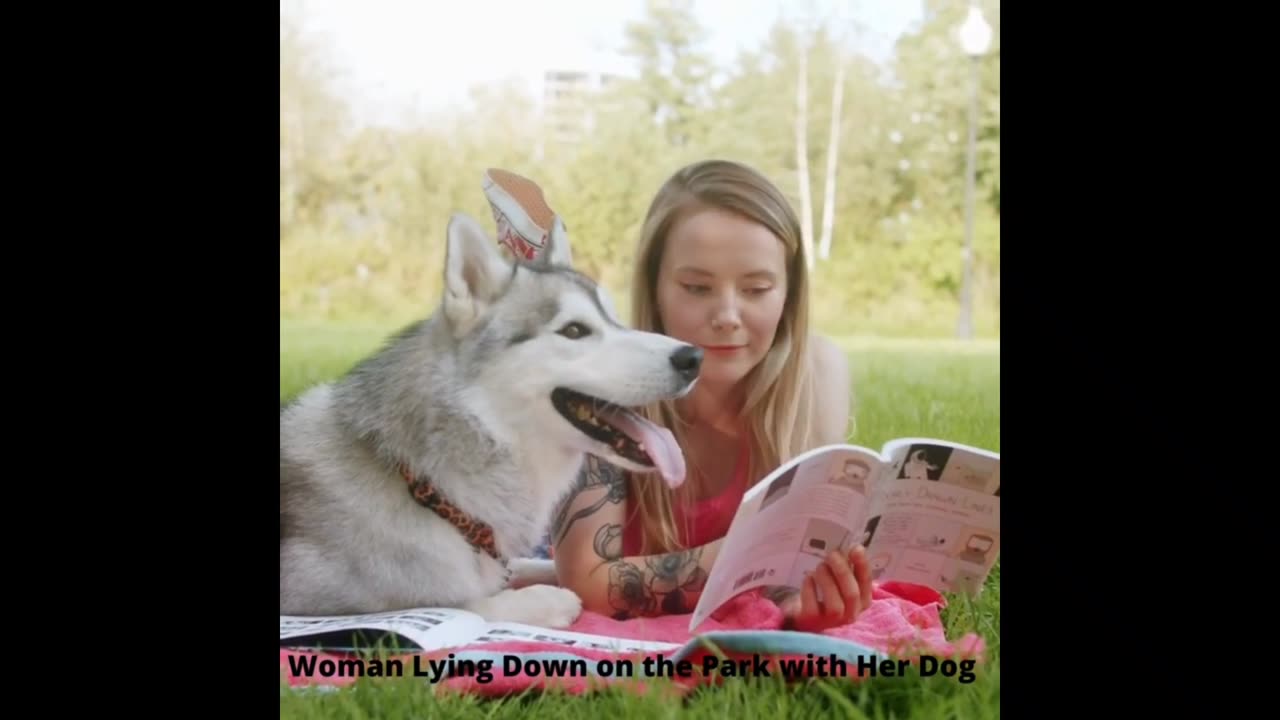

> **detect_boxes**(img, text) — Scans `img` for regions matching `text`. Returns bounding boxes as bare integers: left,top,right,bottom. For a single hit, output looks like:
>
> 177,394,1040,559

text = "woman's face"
655,207,789,389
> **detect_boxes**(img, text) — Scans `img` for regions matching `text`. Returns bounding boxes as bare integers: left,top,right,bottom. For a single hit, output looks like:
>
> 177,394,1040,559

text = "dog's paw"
464,585,583,628
516,584,583,629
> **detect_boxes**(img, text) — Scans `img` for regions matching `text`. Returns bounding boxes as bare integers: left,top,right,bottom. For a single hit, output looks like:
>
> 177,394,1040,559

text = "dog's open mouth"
551,388,685,488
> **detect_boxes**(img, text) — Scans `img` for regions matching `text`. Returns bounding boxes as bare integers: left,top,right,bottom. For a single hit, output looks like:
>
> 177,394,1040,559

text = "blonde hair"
626,159,818,555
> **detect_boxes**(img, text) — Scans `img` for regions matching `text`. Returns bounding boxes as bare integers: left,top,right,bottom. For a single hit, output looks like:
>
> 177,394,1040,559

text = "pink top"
622,440,750,556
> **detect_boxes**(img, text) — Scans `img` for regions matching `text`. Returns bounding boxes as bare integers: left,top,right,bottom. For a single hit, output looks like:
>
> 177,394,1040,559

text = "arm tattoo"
551,455,626,544
605,547,710,620
553,456,713,620
593,523,622,561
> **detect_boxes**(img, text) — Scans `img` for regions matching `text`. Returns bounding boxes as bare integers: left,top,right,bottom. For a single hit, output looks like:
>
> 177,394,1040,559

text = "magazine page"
861,439,1000,595
688,444,883,631
470,622,682,653
280,607,487,652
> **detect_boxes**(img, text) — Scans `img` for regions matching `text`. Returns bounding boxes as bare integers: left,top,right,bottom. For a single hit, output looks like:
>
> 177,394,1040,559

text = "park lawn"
279,319,1000,718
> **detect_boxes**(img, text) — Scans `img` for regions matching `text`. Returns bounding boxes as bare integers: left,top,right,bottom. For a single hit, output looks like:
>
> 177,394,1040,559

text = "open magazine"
688,437,1000,631
281,606,681,655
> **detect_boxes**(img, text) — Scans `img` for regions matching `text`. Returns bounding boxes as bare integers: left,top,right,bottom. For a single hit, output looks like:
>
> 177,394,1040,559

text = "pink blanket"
281,581,987,697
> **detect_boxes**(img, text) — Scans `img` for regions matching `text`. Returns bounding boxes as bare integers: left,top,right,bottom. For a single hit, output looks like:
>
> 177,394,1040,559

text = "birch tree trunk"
818,59,846,260
795,37,814,270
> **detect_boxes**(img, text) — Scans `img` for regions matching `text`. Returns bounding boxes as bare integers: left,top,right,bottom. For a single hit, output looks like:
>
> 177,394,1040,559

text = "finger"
850,545,874,612
799,574,820,626
848,544,866,564
813,564,845,622
825,551,861,623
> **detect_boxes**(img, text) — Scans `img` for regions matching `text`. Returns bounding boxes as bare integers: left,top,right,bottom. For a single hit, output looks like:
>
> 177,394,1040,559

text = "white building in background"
541,68,622,144
535,49,635,153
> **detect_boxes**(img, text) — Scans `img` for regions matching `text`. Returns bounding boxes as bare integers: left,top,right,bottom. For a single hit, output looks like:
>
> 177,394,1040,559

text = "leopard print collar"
397,463,507,566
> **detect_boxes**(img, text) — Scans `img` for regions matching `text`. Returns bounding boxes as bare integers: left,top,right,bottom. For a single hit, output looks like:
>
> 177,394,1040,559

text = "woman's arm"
551,455,723,620
811,333,852,444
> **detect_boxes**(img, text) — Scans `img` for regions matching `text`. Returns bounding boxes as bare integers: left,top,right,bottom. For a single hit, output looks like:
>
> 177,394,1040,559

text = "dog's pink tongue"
597,409,686,488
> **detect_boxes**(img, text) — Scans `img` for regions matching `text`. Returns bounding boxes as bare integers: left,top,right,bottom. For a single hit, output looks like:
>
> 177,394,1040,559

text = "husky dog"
280,212,701,627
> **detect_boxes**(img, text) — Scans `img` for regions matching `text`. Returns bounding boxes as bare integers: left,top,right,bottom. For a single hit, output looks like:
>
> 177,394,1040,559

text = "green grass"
280,319,1000,718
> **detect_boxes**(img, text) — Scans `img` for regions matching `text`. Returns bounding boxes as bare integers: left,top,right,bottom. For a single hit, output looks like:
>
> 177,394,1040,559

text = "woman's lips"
701,345,746,354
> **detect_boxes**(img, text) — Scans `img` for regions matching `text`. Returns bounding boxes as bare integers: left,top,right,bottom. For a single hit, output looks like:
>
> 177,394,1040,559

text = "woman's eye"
682,284,710,295
746,286,772,295
557,322,591,339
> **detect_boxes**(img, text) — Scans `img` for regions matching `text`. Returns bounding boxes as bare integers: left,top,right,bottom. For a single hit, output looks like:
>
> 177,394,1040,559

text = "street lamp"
956,4,991,340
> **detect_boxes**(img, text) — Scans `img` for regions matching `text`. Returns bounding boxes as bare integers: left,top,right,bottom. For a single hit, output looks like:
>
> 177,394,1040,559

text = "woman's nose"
711,296,742,330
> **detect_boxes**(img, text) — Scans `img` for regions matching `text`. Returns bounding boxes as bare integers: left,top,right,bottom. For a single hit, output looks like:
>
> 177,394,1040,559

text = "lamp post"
956,4,991,340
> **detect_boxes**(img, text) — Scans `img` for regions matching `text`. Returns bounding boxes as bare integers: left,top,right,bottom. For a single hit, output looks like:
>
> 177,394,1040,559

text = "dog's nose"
670,345,702,381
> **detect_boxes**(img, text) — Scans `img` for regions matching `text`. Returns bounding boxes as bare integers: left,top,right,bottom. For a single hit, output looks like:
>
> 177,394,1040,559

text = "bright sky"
287,0,925,128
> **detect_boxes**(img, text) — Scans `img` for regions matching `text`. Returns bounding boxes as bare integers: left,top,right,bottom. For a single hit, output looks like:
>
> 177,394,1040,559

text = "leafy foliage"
280,0,1001,338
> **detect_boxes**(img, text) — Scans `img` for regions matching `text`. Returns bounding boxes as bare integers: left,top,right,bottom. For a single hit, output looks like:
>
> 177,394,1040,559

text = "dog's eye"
557,322,591,339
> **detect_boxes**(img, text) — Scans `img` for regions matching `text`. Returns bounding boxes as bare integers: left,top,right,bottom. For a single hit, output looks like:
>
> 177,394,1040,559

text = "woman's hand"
777,546,874,633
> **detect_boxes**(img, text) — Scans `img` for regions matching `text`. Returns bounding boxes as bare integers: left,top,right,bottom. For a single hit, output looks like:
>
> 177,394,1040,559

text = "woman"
484,161,871,632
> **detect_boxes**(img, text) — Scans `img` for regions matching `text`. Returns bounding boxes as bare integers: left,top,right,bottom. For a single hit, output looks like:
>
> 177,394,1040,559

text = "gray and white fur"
280,212,700,627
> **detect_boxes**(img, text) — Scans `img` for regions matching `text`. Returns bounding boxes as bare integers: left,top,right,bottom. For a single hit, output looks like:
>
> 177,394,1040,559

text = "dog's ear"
536,214,573,268
443,212,512,336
